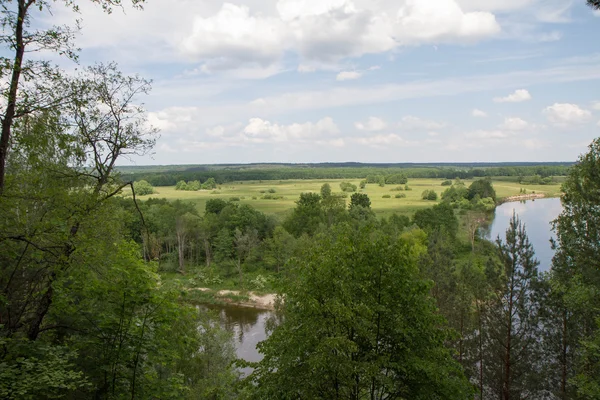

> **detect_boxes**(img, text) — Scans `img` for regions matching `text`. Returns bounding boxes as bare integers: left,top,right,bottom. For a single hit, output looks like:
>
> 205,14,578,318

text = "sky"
42,0,600,164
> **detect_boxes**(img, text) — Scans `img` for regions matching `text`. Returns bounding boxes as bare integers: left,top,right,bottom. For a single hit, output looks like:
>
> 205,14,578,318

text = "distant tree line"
123,165,572,187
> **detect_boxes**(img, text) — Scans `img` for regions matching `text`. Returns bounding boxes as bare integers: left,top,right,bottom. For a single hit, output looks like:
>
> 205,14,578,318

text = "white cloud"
472,108,487,117
355,117,387,131
242,117,340,143
500,117,531,131
337,71,362,81
395,0,500,44
591,100,600,110
180,4,288,71
494,89,532,103
398,115,446,130
543,103,592,126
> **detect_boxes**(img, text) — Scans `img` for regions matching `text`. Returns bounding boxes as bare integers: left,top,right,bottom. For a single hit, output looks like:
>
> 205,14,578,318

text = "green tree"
349,192,371,209
484,213,542,399
283,192,324,237
246,225,473,399
551,137,600,397
421,189,438,201
413,202,458,238
588,0,600,10
133,179,154,195
468,178,496,201
320,183,332,198
175,180,188,190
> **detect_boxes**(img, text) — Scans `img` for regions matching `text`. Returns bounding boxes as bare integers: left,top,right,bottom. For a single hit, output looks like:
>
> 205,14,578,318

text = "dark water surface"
204,304,271,376
484,197,563,271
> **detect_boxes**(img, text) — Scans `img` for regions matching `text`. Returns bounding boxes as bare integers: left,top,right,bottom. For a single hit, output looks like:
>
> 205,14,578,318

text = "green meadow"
139,178,563,219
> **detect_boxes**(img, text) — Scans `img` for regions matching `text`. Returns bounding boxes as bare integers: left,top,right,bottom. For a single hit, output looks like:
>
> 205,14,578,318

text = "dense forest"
1,1,600,399
122,164,572,187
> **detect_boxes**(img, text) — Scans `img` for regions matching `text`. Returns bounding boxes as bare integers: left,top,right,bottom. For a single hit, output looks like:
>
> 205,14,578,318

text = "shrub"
395,193,406,199
229,197,241,202
267,188,277,193
340,182,358,192
405,184,412,191
382,194,391,199
390,186,404,191
133,180,154,196
421,190,438,201
441,180,453,186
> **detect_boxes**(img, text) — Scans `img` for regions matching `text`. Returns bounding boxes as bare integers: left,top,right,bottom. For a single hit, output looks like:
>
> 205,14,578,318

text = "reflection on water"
484,198,563,271
203,304,271,377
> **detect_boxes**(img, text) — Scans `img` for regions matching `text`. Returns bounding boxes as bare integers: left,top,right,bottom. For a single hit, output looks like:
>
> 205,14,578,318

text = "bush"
382,194,391,199
267,188,277,193
133,180,154,196
211,191,221,194
252,196,258,200
390,186,404,191
421,190,438,201
229,197,241,202
395,193,406,199
340,182,358,192
441,180,453,186
405,184,412,191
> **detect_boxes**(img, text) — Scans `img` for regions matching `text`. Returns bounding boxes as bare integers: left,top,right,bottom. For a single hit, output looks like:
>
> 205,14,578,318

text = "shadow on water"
483,198,563,271
202,303,272,377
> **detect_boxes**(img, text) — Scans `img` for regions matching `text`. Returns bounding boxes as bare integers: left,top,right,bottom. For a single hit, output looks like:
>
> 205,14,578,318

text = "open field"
137,178,563,220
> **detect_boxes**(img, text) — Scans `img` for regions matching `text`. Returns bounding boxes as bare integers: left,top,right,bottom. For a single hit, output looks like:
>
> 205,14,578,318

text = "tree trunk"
0,0,29,194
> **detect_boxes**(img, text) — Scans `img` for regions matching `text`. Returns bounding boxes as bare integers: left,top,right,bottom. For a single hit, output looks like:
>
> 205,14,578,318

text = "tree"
320,183,332,198
0,0,147,194
234,228,259,287
349,192,371,209
246,225,473,399
283,192,324,237
551,137,600,396
202,177,217,189
339,181,357,192
265,226,295,274
133,179,154,195
421,189,438,201
484,213,542,400
468,178,496,201
413,202,458,238
205,198,228,215
588,0,600,10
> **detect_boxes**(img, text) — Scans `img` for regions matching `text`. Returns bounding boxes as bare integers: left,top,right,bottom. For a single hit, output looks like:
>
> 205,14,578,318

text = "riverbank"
498,193,548,204
189,287,277,310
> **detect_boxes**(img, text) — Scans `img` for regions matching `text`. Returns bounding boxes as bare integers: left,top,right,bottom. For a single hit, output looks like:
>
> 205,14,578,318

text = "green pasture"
138,178,563,220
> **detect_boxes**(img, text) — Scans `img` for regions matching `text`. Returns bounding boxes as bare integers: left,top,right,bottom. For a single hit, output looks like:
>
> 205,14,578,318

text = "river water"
204,304,270,376
484,197,563,271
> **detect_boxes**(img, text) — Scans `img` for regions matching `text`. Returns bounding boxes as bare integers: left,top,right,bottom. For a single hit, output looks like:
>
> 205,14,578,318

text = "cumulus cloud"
395,0,500,44
242,117,340,143
471,108,487,117
494,89,532,103
176,0,501,74
544,103,592,126
180,4,287,73
591,100,600,110
500,117,531,131
337,71,362,81
355,117,387,131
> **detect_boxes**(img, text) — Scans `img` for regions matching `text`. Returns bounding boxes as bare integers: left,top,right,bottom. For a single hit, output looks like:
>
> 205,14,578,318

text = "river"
484,197,563,271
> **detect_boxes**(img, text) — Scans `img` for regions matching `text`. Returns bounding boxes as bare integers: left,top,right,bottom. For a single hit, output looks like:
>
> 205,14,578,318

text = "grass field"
138,178,563,220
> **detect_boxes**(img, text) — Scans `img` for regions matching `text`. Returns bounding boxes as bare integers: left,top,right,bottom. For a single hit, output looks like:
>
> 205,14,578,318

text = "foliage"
421,189,438,201
339,181,357,192
134,179,155,195
413,202,458,238
468,178,496,201
441,179,453,186
245,225,473,399
349,192,371,209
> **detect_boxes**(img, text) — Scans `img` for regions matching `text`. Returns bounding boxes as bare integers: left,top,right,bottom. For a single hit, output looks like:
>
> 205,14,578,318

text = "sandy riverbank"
193,288,277,310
